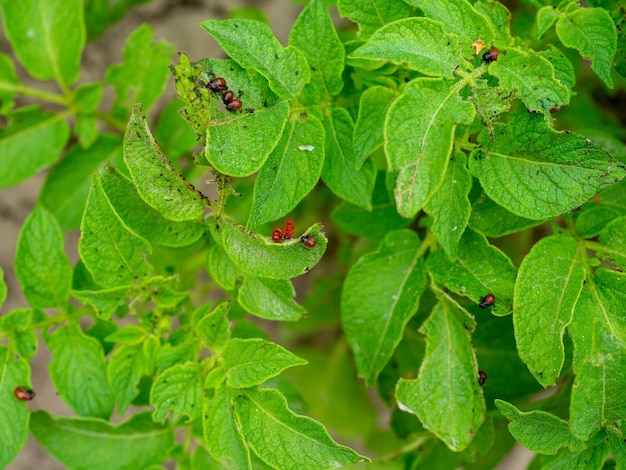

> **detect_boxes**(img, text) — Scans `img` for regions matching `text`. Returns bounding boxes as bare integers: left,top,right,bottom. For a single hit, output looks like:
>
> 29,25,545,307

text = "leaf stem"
0,82,67,105
94,110,128,133
214,173,230,217
0,312,70,339
419,231,439,257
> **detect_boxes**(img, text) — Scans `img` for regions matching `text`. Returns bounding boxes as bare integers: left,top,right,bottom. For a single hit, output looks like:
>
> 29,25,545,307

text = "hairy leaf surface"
201,19,310,99
513,236,585,387
349,18,463,77
385,78,474,217
470,112,626,220
234,388,368,469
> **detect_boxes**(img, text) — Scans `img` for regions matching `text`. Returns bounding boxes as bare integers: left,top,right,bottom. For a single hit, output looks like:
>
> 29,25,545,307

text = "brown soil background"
1,1,532,468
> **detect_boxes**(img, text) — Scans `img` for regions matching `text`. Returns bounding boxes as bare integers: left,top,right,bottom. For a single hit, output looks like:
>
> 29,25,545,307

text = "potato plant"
1,0,626,468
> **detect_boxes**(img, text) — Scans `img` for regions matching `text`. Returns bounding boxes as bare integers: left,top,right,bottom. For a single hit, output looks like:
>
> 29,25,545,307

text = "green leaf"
406,0,495,58
569,286,626,440
203,386,251,470
353,86,397,168
40,135,122,231
576,181,626,237
83,0,151,41
75,83,104,115
71,286,129,319
322,107,376,210
426,228,517,316
574,269,626,348
14,206,72,308
331,172,413,238
196,302,231,351
468,79,515,141
536,6,560,39
201,19,310,100
385,78,475,218
396,296,484,452
283,347,377,437
204,368,226,390
469,111,626,220
194,59,289,165
207,244,242,291
48,323,114,418
101,166,205,247
473,0,513,46
489,49,570,114
0,107,70,189
289,0,344,103
614,9,626,79
513,236,585,387
106,325,146,345
150,362,203,423
248,113,325,228
30,410,175,470
234,387,368,468
108,341,152,416
608,426,626,469
124,104,205,221
74,83,104,148
538,45,576,90
170,53,211,141
0,0,84,86
542,441,609,470
337,0,409,39
469,193,544,237
473,314,542,405
238,276,306,321
214,217,327,280
197,62,290,178
0,345,31,468
1,310,38,360
0,266,6,309
106,24,174,119
599,216,626,269
577,206,625,238
555,6,617,88
0,308,31,331
148,279,186,310
593,269,626,343
222,338,307,388
156,342,199,375
75,114,99,149
86,318,118,356
494,400,585,454
349,18,463,78
78,174,152,289
424,152,472,259
0,52,19,113
341,230,426,386
154,100,198,159
191,444,222,470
